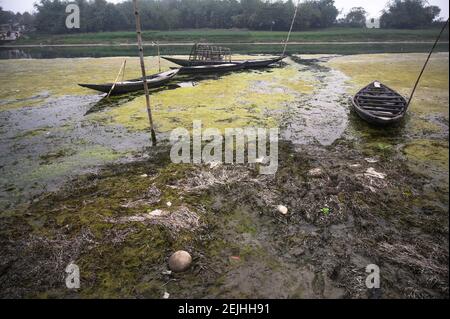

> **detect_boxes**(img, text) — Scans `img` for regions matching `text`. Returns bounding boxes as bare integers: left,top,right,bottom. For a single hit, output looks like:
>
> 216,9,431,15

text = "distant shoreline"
4,27,448,46
2,41,449,49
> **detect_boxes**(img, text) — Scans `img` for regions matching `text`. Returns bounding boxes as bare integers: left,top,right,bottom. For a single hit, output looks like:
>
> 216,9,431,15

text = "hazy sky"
1,0,448,18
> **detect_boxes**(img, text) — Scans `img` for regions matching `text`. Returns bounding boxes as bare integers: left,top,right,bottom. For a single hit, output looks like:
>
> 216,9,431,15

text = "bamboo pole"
282,0,300,57
122,59,127,82
107,59,126,99
157,41,161,73
133,0,157,144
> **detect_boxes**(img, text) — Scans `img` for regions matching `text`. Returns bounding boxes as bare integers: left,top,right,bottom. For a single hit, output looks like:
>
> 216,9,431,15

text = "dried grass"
107,206,201,234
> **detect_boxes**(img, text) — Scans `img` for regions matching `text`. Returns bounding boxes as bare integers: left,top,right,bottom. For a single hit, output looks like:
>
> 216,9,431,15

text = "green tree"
0,7,16,24
34,0,67,34
381,0,441,29
20,12,35,28
25,0,345,33
296,0,338,30
344,7,367,27
1,6,35,27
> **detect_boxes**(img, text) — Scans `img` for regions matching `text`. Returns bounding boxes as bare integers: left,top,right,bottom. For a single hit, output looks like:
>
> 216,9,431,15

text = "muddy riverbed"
0,53,448,298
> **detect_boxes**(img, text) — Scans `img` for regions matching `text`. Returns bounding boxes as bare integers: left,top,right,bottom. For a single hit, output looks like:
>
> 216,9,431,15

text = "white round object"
277,205,288,215
168,251,192,273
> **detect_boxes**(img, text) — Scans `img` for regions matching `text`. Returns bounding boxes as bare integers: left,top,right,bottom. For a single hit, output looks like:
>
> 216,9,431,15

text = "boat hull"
351,99,406,125
351,81,408,126
175,63,245,75
244,56,285,68
163,56,285,68
79,69,179,95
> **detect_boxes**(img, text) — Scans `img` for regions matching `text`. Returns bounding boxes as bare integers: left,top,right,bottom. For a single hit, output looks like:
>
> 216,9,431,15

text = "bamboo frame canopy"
189,43,232,62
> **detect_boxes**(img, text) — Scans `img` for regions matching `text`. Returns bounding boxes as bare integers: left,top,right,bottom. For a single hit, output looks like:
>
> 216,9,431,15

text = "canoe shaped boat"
243,56,286,68
79,69,179,95
163,56,285,68
352,81,408,125
174,63,245,75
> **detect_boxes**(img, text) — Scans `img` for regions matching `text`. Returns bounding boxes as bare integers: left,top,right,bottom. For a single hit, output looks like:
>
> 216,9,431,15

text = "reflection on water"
0,49,33,59
0,42,448,59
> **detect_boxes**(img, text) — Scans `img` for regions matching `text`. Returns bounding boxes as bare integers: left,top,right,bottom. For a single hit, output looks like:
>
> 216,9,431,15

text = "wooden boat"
244,56,286,68
78,69,179,95
163,56,285,68
352,81,408,125
173,63,246,75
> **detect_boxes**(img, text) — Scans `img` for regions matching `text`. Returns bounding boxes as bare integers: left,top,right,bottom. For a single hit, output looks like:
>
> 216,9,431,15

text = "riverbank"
4,41,450,48
1,140,448,298
11,28,450,46
1,42,449,60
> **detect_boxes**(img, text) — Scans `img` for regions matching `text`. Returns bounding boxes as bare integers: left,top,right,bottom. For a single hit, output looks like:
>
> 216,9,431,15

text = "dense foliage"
0,7,34,28
340,7,367,28
2,0,339,33
0,0,444,34
381,0,441,29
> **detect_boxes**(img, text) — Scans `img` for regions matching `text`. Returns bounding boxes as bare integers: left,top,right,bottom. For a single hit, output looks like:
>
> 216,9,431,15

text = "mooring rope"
282,0,301,57
107,58,127,98
407,18,449,109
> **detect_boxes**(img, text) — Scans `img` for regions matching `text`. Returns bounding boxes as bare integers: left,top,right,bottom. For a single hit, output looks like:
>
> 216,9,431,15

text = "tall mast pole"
282,0,300,57
133,0,157,144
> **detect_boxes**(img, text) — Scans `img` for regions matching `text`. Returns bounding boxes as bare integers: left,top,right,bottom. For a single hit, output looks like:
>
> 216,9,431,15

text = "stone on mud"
168,250,192,273
277,205,288,215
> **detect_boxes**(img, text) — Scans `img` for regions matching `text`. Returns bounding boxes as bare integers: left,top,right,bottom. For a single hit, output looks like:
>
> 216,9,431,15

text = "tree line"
0,8,34,28
0,0,443,34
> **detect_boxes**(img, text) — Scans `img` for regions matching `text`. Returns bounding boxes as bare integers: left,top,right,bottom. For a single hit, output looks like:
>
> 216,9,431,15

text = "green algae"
28,146,121,182
0,57,171,110
39,148,77,163
20,152,205,298
404,139,449,171
104,62,315,132
3,137,448,298
13,126,53,139
10,144,278,298
0,55,315,115
329,53,449,175
329,53,449,119
1,53,448,299
409,116,444,135
78,226,169,298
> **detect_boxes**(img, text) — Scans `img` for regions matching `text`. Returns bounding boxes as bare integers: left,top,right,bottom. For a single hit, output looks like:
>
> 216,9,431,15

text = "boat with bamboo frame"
162,43,285,68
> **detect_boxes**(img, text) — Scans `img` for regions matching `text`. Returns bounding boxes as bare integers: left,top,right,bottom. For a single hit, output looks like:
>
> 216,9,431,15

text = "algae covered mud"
0,53,448,298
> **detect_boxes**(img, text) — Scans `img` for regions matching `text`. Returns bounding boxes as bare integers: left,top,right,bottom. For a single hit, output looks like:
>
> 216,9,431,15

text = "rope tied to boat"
107,58,127,98
407,18,449,109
